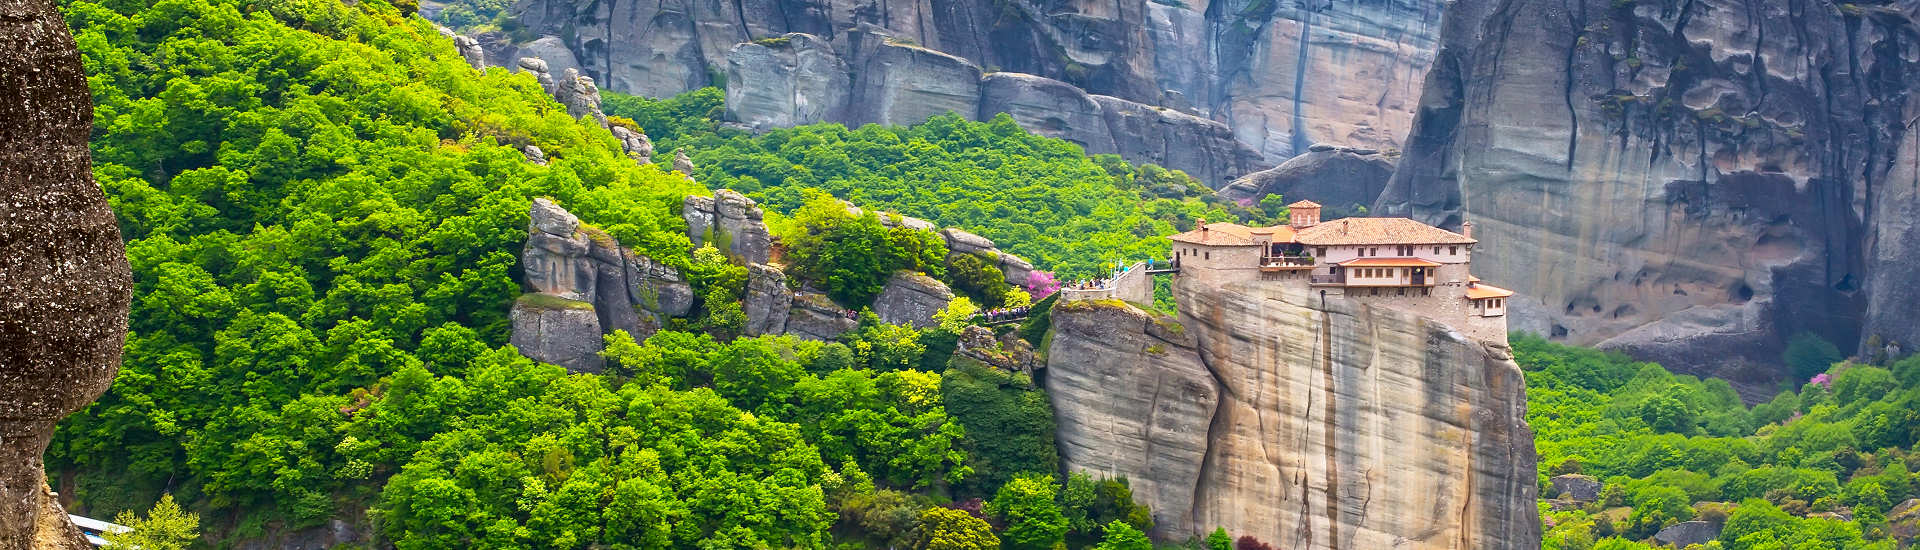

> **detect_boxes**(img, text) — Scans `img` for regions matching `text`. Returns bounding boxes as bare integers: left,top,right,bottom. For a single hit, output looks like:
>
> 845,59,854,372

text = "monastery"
1166,200,1513,344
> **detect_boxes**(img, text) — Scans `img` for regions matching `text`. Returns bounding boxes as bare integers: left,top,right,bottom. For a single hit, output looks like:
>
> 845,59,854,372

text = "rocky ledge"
1046,280,1538,546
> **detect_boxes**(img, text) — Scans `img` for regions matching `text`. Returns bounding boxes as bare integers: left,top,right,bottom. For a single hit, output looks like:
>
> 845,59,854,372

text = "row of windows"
1177,247,1210,261
1355,268,1395,278
1360,288,1430,297
1479,298,1506,308
1352,246,1461,257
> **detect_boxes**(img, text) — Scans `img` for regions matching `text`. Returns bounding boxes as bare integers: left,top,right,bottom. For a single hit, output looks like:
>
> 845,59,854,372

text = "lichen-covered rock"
1,2,134,546
1219,146,1393,213
1047,279,1539,546
521,144,548,166
672,150,696,180
1047,299,1216,537
1891,499,1920,545
785,292,858,341
956,326,1040,373
509,296,604,373
628,254,694,319
872,271,954,328
1652,521,1720,548
1550,474,1602,502
683,190,773,265
555,68,608,127
454,34,486,70
610,126,653,164
743,263,794,336
514,199,692,370
941,228,997,256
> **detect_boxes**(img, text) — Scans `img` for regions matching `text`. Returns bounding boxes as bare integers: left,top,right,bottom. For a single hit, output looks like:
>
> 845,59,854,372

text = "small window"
1370,247,1378,256
1397,288,1406,296
1450,246,1458,255
1317,247,1327,256
1434,246,1441,254
1204,251,1210,260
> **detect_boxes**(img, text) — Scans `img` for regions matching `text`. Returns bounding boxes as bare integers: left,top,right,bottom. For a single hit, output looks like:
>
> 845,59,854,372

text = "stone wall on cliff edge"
1046,278,1538,547
482,0,1447,178
1373,0,1920,393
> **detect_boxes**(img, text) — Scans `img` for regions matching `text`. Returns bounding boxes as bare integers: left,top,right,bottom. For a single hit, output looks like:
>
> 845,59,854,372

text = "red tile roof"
1466,283,1515,300
1294,217,1477,246
1287,199,1322,208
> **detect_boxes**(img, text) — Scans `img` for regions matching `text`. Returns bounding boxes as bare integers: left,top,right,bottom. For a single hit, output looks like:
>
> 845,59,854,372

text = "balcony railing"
1309,274,1343,285
1260,255,1316,268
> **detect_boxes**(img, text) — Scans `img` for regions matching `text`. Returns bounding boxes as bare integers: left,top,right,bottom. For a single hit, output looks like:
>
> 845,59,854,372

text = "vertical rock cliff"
1375,0,1920,387
1,0,133,547
477,0,1448,180
1047,280,1538,547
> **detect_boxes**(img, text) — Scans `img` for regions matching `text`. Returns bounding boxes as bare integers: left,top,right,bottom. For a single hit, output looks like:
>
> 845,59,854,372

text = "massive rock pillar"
1047,279,1538,548
0,0,134,547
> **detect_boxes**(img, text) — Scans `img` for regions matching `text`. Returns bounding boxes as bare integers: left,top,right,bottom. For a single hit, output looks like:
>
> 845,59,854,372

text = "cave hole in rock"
1611,304,1638,318
1835,274,1857,292
1551,324,1570,339
1730,282,1754,303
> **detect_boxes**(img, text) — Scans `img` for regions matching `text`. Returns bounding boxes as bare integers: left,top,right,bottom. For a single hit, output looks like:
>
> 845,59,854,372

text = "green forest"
1522,333,1920,549
40,0,1920,549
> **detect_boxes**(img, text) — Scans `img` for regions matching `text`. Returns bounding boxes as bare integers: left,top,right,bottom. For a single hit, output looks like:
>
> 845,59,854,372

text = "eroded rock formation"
1374,0,1920,388
476,0,1448,183
872,271,955,328
511,199,693,371
683,189,773,265
1219,144,1394,215
1047,280,1538,547
720,33,1264,186
1,0,134,546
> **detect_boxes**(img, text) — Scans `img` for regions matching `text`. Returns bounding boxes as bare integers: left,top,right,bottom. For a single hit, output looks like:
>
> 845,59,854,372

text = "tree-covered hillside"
601,90,1251,280
1520,334,1920,549
48,0,1168,547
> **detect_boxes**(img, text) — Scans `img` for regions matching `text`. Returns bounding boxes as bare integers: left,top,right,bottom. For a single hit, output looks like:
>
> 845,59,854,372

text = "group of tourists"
980,306,1032,323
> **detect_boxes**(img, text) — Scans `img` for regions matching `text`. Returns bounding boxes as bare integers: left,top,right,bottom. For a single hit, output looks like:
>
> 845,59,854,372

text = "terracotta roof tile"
1294,217,1477,246
1466,283,1515,300
1169,222,1261,246
1287,199,1322,208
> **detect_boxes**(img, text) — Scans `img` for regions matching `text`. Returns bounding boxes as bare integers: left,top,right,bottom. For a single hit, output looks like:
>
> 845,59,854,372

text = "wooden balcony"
1260,255,1316,271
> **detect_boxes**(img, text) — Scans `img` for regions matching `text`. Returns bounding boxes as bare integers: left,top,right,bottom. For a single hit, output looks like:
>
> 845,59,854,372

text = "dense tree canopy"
1522,334,1919,549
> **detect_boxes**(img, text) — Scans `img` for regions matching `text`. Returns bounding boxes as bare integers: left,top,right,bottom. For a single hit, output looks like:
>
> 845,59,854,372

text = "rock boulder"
872,271,955,328
743,263,794,337
683,190,773,265
785,292,858,341
513,199,694,370
1550,474,1603,502
1652,521,1720,548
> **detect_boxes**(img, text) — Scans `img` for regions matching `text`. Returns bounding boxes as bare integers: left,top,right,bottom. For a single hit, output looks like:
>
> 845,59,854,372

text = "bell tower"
1288,200,1322,228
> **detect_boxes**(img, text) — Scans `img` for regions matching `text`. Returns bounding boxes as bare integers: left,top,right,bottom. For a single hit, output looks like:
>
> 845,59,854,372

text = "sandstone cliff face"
1047,281,1538,547
1374,0,1920,386
485,0,1447,181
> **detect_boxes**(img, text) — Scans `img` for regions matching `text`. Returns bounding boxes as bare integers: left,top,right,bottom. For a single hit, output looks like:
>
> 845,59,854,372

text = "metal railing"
1309,273,1343,285
1260,255,1316,267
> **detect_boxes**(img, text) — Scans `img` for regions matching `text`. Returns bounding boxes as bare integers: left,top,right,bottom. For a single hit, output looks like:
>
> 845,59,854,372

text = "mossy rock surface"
518,293,596,311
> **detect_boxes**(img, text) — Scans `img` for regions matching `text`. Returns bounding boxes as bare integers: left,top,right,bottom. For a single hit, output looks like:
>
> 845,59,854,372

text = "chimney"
1461,220,1475,240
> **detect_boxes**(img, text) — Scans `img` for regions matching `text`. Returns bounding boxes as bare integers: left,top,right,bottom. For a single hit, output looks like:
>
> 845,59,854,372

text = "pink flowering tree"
1025,270,1060,300
1809,373,1832,388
